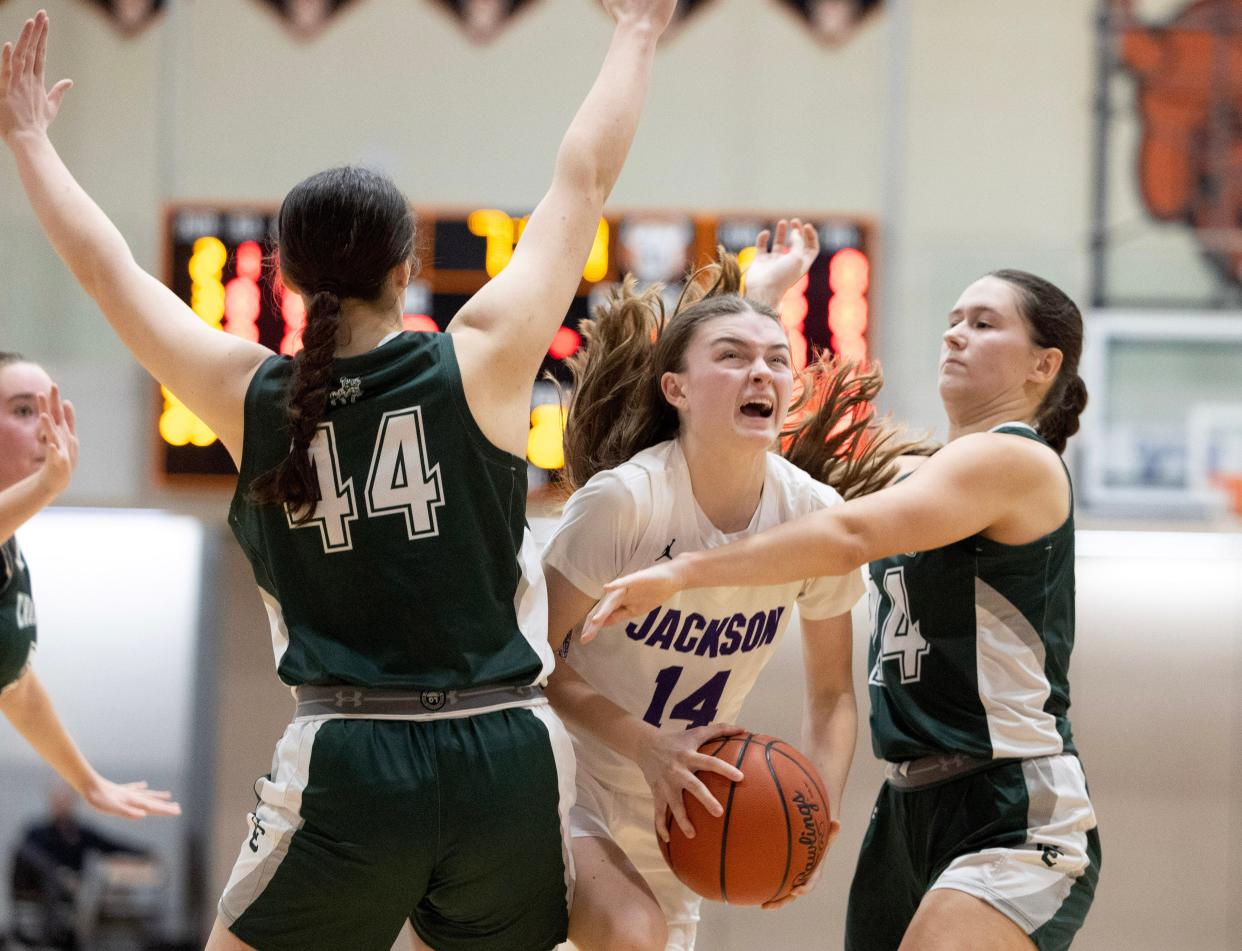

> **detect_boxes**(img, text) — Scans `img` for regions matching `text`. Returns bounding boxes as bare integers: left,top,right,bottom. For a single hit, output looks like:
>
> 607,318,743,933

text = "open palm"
0,10,72,143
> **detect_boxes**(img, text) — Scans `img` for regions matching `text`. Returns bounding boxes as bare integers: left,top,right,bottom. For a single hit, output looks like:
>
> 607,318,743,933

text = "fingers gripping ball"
659,733,830,906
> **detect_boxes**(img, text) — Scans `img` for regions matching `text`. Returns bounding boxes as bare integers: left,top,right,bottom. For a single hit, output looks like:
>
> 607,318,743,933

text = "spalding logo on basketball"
1118,0,1242,284
659,732,831,905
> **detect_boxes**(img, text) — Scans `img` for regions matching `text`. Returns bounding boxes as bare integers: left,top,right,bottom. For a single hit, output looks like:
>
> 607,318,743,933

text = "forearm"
552,22,660,202
7,130,136,302
0,670,99,795
545,662,656,765
678,508,865,590
802,690,857,822
0,470,61,544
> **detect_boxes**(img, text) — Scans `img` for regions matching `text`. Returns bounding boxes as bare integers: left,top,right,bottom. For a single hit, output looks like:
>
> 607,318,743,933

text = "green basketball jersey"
0,537,37,689
866,423,1077,762
229,332,552,690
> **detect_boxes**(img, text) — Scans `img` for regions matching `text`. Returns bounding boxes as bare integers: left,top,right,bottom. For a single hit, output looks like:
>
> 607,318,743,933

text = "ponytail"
560,278,672,491
1036,372,1088,455
248,289,343,520
782,356,937,499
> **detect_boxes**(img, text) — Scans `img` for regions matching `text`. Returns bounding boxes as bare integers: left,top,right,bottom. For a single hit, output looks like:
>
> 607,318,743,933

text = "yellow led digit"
467,209,518,277
162,235,227,448
582,218,610,282
527,403,568,470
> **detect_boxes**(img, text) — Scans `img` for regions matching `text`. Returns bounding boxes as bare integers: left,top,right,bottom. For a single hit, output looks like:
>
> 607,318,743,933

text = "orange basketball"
658,732,832,906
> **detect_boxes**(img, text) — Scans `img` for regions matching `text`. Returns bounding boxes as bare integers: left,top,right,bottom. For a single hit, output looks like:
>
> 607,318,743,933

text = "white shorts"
570,769,700,951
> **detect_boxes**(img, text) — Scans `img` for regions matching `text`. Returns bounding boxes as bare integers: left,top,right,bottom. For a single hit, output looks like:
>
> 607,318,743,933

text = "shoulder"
765,452,845,513
916,431,1064,495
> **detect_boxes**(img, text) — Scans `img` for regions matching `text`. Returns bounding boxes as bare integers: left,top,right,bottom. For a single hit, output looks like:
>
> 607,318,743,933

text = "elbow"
553,137,612,205
829,530,869,577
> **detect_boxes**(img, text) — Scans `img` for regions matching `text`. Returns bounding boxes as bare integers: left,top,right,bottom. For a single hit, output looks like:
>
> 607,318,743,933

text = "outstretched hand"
640,721,745,843
83,777,181,821
744,218,820,309
0,10,72,144
581,558,690,642
35,385,77,496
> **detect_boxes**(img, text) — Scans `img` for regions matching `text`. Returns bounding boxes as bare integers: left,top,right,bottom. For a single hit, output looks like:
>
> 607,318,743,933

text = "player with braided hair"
1,4,677,948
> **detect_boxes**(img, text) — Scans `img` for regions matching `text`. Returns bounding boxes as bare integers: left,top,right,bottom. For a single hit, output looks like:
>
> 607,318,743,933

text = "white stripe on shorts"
528,703,578,917
218,718,327,924
931,754,1096,934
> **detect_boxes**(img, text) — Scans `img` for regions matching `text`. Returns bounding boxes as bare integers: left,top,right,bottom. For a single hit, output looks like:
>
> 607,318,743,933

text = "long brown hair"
562,252,925,497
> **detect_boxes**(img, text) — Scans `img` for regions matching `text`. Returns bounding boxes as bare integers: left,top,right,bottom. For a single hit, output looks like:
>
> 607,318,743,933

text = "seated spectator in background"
10,785,149,950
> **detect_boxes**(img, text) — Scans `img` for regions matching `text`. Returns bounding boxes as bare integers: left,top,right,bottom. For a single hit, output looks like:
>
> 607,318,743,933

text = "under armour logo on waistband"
333,689,364,708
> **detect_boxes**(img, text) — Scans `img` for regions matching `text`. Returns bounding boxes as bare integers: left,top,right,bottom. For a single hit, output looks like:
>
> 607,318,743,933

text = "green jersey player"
0,4,677,948
0,352,180,820
585,270,1101,951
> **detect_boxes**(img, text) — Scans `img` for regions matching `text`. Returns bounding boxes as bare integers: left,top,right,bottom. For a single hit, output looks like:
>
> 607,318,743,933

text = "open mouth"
740,399,775,419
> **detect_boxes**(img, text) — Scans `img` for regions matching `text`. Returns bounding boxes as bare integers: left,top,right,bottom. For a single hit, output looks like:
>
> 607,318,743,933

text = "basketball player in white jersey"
542,226,916,951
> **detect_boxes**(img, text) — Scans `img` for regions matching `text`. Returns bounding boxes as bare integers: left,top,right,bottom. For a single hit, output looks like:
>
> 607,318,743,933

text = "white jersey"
543,439,864,796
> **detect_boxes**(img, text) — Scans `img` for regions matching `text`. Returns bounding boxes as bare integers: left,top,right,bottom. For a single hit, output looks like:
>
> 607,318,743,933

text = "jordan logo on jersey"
625,606,785,657
15,593,35,629
329,376,362,406
656,539,676,561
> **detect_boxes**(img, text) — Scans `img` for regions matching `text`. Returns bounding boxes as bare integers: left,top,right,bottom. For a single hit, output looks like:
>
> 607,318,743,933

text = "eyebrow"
709,334,791,352
5,393,38,404
948,305,1005,319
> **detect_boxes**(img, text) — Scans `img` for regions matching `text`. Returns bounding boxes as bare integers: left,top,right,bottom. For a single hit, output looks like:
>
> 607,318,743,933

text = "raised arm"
0,12,269,459
448,0,675,455
584,432,1068,636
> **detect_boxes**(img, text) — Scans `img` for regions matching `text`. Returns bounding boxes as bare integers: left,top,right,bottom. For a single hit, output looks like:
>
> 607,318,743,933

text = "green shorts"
845,754,1101,951
219,699,574,951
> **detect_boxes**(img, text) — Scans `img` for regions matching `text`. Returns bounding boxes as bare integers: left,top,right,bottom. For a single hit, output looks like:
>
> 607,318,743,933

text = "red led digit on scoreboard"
224,240,262,342
279,281,306,355
827,248,869,365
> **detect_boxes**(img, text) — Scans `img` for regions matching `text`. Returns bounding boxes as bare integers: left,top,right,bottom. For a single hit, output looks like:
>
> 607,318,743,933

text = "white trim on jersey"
515,524,556,684
258,588,291,670
975,579,1064,759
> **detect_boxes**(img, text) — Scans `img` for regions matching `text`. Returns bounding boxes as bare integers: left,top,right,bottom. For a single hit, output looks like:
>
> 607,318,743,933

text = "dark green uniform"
847,424,1100,951
0,537,36,692
220,333,571,951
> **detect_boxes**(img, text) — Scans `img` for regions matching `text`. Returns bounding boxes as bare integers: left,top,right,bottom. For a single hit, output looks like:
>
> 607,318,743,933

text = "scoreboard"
160,205,874,479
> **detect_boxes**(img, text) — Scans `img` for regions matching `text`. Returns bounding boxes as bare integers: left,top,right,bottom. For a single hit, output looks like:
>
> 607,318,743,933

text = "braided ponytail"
249,291,343,519
246,166,416,516
1035,372,1088,455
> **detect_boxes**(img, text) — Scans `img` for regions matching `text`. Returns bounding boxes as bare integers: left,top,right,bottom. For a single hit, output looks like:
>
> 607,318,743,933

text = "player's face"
0,362,54,490
664,309,794,451
939,276,1048,412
